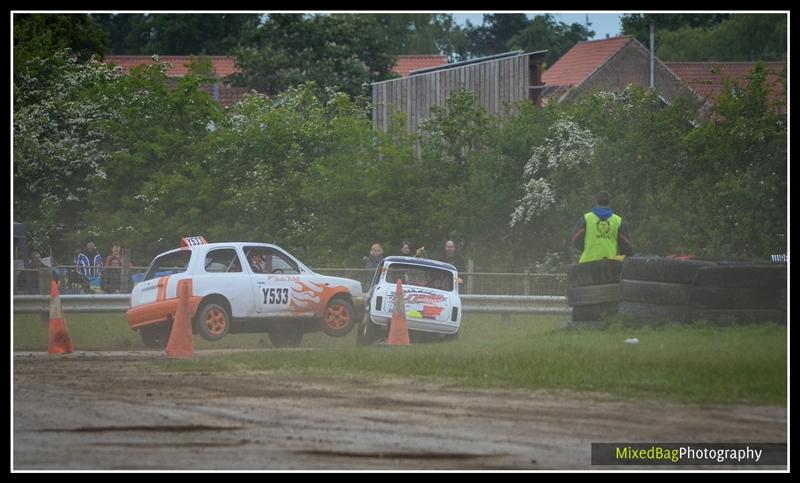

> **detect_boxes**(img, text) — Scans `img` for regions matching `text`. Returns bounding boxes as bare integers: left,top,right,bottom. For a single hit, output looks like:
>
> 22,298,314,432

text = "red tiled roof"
665,62,786,105
104,55,240,78
218,86,251,107
542,36,633,88
393,55,448,77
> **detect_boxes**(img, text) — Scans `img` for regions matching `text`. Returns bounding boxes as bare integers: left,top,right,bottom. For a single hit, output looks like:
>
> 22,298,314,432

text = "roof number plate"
181,236,208,247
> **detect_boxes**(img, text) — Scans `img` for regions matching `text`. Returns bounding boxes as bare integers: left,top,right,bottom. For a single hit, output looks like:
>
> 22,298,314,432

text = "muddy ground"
13,350,786,471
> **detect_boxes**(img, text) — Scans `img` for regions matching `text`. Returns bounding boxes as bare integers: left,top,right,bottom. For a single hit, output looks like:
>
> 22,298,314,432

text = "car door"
244,246,299,316
200,247,255,318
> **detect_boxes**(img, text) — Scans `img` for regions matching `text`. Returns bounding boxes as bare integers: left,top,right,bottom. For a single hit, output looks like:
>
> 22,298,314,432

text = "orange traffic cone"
166,279,193,358
387,278,410,345
48,280,74,355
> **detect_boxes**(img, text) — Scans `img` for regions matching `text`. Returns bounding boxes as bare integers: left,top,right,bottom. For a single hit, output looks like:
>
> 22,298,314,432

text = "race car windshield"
144,250,192,281
385,264,454,291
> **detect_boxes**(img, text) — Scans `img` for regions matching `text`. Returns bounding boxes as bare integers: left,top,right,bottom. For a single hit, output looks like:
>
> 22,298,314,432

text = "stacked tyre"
566,259,623,328
688,264,787,325
618,257,716,325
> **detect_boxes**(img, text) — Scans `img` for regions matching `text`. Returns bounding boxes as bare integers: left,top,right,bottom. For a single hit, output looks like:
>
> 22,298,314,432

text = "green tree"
231,14,397,99
301,108,427,265
621,13,730,44
92,13,262,55
508,14,594,66
13,14,108,69
14,51,119,256
656,14,787,61
90,58,224,258
677,63,787,257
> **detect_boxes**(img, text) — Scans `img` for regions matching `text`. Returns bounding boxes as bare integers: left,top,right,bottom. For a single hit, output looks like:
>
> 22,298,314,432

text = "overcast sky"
452,12,624,40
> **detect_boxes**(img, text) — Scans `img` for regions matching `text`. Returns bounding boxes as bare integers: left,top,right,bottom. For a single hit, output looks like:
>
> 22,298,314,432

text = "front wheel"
139,322,172,349
194,303,231,342
321,297,355,337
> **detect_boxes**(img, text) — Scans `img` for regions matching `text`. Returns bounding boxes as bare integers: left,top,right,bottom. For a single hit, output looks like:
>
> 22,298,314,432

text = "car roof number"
181,236,208,247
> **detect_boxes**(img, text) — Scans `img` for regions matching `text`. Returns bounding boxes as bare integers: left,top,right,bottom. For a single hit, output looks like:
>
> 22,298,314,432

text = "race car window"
143,251,191,281
384,264,454,291
244,246,300,275
204,249,243,273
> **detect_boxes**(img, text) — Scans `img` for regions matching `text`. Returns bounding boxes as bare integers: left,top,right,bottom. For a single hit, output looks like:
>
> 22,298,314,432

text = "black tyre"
566,317,607,329
567,259,623,287
689,287,784,310
321,296,356,337
571,302,619,322
443,331,460,342
194,302,231,342
693,265,787,289
566,283,620,307
689,309,784,326
618,301,689,325
139,322,172,349
356,318,381,346
269,324,304,348
621,257,716,284
620,280,693,305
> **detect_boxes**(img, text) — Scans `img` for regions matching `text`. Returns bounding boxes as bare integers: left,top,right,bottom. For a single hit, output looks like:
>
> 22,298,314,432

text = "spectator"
364,243,385,270
15,251,55,294
75,238,103,282
439,240,466,273
399,240,414,257
101,255,123,293
571,191,633,263
101,242,130,291
105,241,132,269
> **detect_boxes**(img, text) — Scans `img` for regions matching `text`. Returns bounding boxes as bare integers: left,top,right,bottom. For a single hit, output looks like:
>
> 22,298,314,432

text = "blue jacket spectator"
75,239,103,279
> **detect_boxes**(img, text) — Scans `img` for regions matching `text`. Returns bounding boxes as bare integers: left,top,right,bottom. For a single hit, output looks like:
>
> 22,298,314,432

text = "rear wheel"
195,303,230,342
321,297,355,337
139,322,171,349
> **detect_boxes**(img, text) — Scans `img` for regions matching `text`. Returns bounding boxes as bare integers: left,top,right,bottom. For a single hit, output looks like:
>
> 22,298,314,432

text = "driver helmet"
249,254,264,273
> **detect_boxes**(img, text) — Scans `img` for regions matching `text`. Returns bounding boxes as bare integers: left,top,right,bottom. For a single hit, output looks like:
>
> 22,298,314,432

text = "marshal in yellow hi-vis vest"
579,212,622,263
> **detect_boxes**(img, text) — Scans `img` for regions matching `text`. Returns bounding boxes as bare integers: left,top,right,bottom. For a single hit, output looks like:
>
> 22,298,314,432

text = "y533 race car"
357,256,462,345
126,237,364,348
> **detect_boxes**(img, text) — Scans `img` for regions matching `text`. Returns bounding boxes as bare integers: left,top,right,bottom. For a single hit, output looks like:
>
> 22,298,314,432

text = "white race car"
358,256,462,345
126,237,364,348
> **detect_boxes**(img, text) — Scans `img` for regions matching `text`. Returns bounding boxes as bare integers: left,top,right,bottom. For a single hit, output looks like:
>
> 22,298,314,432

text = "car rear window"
204,248,243,273
385,263,454,291
144,251,192,281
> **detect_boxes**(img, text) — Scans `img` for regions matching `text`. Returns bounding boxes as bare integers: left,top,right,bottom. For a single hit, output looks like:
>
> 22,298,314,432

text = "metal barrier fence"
13,266,568,297
13,294,569,319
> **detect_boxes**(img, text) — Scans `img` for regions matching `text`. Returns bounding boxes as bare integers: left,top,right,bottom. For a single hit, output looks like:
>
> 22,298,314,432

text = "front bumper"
370,314,460,334
126,297,203,330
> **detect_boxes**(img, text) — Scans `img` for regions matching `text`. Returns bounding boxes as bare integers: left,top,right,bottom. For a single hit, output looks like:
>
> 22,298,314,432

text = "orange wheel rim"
325,304,351,330
205,308,227,336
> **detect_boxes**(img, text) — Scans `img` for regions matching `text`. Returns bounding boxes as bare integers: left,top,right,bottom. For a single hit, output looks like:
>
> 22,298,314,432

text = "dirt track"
13,350,787,470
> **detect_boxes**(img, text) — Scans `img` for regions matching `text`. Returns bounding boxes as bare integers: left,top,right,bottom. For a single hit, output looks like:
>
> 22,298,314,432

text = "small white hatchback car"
357,256,462,345
126,237,364,348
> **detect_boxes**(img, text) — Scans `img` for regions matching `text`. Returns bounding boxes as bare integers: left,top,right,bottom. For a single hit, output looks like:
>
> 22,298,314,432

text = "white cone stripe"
50,292,63,320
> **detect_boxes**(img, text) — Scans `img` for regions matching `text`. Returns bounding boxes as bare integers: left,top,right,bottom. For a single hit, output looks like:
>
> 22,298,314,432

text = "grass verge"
13,312,787,405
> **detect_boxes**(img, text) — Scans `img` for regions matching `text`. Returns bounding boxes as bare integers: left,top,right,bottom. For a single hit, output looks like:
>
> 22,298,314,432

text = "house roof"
665,62,786,105
104,55,240,78
392,55,448,77
218,86,251,107
542,36,633,88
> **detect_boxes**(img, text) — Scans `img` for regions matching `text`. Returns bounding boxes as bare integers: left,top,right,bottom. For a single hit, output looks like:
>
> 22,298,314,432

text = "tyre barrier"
566,260,623,328
688,264,787,325
616,257,787,326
